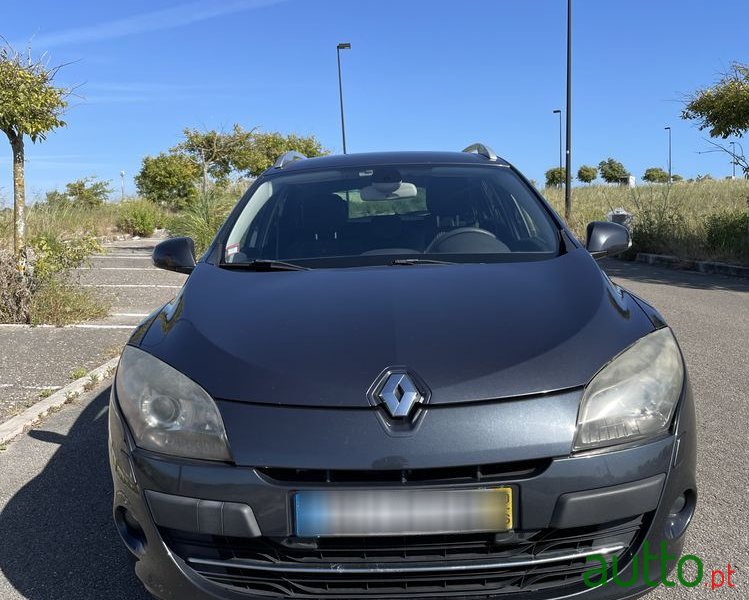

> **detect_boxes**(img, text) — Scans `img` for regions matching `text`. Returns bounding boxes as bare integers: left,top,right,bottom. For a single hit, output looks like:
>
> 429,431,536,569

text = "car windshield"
223,164,559,267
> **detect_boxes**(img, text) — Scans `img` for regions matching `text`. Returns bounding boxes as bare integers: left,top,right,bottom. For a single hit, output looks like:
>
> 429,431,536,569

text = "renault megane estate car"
109,144,696,600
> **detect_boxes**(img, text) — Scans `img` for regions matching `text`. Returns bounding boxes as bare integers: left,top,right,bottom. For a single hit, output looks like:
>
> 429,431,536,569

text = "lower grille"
161,514,646,598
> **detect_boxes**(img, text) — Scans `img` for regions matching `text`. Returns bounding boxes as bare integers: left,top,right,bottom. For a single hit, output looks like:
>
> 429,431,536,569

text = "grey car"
109,145,696,599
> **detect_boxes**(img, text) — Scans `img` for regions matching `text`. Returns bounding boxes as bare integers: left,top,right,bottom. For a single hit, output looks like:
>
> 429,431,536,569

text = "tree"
45,177,112,208
671,174,684,182
0,45,69,264
598,158,630,184
135,152,200,209
683,62,749,233
577,165,597,184
234,131,328,177
642,167,670,184
65,177,112,207
544,167,565,188
174,124,254,195
683,62,749,139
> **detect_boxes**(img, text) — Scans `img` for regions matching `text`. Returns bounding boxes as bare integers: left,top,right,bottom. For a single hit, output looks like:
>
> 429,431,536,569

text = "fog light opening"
115,505,148,557
664,489,696,540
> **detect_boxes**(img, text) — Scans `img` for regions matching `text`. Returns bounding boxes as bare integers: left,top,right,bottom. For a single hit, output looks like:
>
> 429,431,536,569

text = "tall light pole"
553,109,562,189
730,141,736,179
564,0,572,220
336,42,351,154
664,127,672,183
120,170,125,201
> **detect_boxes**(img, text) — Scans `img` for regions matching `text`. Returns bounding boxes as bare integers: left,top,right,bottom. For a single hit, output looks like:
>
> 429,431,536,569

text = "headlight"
115,346,231,461
573,328,684,452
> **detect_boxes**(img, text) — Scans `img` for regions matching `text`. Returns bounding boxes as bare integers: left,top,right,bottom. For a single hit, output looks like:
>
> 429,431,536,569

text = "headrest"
303,193,348,234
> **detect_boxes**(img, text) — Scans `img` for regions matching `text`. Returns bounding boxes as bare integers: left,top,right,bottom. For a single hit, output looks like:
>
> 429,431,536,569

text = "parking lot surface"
0,237,185,422
0,260,747,599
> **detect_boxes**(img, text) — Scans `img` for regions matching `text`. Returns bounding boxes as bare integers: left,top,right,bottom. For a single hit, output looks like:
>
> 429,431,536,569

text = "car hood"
135,249,654,407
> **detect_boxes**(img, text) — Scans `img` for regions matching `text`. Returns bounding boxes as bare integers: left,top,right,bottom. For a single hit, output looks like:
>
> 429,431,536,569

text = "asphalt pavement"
0,259,747,599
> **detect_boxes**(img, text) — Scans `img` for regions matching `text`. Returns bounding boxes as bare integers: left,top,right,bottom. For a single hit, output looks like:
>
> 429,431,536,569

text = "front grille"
161,514,647,598
256,458,551,486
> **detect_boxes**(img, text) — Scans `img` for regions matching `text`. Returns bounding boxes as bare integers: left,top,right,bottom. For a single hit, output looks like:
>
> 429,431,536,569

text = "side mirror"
153,237,196,274
585,221,631,259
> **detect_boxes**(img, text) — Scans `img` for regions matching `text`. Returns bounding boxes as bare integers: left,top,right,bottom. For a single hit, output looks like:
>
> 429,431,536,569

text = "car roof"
267,151,512,174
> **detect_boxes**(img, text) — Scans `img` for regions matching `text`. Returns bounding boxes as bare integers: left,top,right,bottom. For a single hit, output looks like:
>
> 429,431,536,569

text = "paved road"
0,260,747,599
0,237,185,422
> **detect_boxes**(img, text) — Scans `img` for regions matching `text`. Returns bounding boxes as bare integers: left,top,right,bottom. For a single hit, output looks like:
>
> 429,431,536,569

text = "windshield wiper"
390,258,455,266
220,260,309,271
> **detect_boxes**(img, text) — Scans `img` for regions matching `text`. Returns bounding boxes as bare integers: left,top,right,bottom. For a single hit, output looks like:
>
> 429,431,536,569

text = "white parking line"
0,384,63,390
75,267,157,271
0,323,135,330
81,284,181,289
91,255,152,259
112,312,149,317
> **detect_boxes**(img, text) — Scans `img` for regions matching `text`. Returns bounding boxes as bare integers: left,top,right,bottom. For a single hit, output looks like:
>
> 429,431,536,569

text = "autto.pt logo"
583,542,738,590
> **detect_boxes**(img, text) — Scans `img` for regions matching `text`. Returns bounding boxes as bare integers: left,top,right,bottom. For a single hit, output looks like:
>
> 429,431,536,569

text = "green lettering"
583,555,608,588
611,553,639,587
677,555,703,587
659,541,676,587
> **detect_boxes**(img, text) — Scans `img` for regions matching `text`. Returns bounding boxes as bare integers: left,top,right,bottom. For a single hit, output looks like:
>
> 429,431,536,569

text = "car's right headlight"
573,327,684,452
115,345,231,461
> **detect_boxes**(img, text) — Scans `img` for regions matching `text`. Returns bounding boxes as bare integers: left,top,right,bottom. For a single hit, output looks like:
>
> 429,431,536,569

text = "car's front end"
110,149,696,599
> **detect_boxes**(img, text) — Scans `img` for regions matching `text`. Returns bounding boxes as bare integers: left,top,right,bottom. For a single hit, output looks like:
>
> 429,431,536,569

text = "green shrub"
116,200,158,236
30,232,102,281
705,209,749,255
30,278,109,326
167,190,233,255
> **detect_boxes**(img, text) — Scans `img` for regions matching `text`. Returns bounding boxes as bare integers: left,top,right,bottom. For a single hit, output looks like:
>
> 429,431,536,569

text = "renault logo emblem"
367,368,430,420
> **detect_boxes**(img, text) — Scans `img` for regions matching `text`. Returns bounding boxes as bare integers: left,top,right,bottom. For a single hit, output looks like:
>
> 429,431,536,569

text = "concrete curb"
635,253,749,278
0,356,120,446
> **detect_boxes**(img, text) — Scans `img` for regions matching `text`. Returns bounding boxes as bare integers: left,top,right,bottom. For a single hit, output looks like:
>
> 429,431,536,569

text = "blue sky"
2,0,748,201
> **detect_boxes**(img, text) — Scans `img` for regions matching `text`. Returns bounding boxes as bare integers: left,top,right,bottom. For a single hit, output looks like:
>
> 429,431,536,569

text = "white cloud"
26,0,285,48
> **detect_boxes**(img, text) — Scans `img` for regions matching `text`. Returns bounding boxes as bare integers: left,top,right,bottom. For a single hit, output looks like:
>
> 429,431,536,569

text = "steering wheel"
425,227,510,254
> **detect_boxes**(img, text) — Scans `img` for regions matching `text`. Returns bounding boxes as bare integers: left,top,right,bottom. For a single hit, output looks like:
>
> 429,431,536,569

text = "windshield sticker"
226,243,239,256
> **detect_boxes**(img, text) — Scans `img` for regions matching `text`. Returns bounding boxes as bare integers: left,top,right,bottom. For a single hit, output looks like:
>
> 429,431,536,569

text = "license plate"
294,488,513,537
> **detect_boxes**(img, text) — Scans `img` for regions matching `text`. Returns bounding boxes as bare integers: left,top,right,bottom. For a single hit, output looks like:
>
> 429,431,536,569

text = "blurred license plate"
294,488,513,537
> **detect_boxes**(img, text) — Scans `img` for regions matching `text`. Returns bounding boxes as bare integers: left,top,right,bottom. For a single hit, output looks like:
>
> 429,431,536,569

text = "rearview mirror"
585,221,631,259
153,237,196,274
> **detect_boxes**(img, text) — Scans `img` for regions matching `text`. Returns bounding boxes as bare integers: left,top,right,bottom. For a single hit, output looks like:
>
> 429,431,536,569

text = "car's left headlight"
115,345,231,461
573,327,684,452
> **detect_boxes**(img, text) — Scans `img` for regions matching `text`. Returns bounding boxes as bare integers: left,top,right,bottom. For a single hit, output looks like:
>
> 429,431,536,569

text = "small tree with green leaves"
671,174,683,182
642,167,670,184
45,177,112,208
174,124,254,196
577,165,597,184
0,45,70,264
234,131,328,177
544,167,565,188
135,152,200,210
682,62,749,232
598,158,630,184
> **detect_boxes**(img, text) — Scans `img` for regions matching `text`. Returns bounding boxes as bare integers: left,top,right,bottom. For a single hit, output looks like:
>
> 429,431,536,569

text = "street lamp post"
336,42,351,154
664,127,672,183
731,141,736,179
120,170,125,201
553,109,562,189
564,0,572,220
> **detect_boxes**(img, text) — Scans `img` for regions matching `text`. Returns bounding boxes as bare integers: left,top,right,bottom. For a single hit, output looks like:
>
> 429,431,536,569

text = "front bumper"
109,385,697,600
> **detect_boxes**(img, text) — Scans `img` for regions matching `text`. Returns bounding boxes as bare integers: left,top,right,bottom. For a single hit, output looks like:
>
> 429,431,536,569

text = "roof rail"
462,143,498,161
273,151,307,169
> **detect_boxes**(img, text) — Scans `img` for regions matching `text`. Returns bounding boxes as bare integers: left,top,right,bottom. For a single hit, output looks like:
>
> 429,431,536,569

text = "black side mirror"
153,237,196,274
585,221,631,259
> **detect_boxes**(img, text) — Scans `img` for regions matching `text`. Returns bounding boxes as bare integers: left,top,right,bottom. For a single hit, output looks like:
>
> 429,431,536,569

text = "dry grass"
543,179,749,264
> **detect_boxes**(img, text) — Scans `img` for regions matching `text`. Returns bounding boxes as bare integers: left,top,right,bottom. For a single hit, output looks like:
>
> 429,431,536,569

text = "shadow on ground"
601,258,749,292
0,388,151,600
